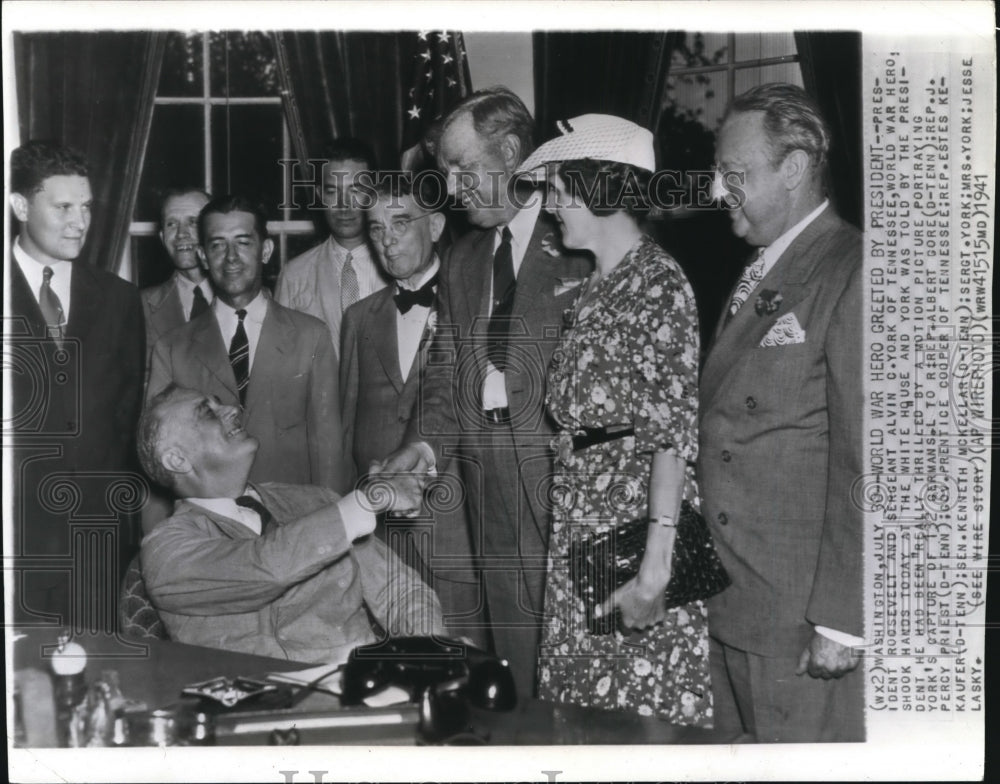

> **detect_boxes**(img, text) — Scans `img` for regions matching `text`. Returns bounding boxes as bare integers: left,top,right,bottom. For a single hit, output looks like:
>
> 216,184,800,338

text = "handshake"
359,442,438,516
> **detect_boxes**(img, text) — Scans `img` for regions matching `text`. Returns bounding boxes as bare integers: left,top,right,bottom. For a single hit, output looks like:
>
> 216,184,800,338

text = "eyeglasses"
368,213,431,243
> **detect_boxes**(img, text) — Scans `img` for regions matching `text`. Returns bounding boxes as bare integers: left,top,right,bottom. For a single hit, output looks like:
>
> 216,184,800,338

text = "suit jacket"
140,274,187,362
141,482,444,663
698,206,863,658
147,297,350,493
8,258,145,621
406,212,592,567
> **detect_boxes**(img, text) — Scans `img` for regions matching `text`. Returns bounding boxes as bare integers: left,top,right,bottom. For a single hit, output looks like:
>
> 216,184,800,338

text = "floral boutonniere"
755,289,783,316
420,310,438,347
540,232,564,258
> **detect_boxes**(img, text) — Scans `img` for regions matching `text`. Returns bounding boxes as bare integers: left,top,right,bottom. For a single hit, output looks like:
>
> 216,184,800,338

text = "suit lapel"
66,263,103,341
370,289,406,393
701,208,841,407
247,300,292,416
461,229,494,326
190,311,239,400
9,261,47,335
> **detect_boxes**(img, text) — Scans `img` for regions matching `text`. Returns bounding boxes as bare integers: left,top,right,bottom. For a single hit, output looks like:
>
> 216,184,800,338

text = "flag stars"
442,53,454,65
418,31,430,41
437,32,450,43
408,105,421,120
420,49,432,62
446,77,457,88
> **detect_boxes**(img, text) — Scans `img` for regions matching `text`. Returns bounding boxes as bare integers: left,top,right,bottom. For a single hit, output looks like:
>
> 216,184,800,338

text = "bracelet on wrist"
652,513,677,528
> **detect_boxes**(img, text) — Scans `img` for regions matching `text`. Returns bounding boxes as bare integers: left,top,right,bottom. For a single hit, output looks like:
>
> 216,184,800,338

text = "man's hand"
361,471,426,514
370,443,436,478
796,631,860,679
368,443,436,517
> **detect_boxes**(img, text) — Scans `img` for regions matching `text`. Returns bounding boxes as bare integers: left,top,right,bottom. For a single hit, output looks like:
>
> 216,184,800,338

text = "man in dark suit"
378,88,593,694
140,188,214,364
147,195,350,494
7,141,145,626
699,83,863,742
340,175,485,647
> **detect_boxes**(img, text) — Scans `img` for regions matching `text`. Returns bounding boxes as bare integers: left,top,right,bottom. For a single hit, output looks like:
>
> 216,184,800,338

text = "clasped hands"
364,443,437,515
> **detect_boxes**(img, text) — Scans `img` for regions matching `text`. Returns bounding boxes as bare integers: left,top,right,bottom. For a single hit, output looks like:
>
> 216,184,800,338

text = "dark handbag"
568,500,731,635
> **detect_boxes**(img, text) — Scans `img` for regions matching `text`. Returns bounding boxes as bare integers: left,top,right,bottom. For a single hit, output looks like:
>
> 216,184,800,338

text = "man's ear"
9,192,29,222
499,133,522,171
261,238,275,266
196,246,209,272
781,149,810,191
161,446,191,477
428,211,447,243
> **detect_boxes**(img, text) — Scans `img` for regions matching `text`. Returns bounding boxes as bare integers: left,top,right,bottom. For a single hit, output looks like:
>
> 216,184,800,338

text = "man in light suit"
699,83,863,742
7,141,145,624
340,175,485,647
147,195,350,494
138,384,442,662
276,138,387,358
140,188,214,363
378,88,593,694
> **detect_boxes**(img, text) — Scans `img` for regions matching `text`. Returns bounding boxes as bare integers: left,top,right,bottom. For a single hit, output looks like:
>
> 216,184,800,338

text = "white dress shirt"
213,291,268,373
14,239,73,324
187,485,375,540
174,273,214,321
482,198,543,410
395,257,440,380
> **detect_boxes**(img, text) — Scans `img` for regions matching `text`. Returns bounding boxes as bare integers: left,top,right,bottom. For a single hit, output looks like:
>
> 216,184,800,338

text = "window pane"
158,32,204,97
209,31,280,97
132,235,175,290
210,104,283,208
734,62,804,96
665,69,728,132
135,105,205,221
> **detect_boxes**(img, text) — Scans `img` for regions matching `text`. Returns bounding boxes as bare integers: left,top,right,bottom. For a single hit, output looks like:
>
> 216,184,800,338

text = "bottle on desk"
49,633,88,747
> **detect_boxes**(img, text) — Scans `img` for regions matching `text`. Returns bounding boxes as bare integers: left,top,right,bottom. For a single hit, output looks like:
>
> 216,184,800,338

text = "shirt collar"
13,237,72,286
500,198,542,251
759,199,829,272
328,236,370,264
186,486,261,532
213,289,268,321
397,255,440,292
174,272,211,297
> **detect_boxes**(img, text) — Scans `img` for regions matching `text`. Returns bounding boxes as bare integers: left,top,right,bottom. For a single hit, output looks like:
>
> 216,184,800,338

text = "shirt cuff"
338,492,377,541
814,625,864,647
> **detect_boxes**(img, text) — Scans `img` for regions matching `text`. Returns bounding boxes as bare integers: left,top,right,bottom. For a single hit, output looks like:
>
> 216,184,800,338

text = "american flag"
401,30,473,170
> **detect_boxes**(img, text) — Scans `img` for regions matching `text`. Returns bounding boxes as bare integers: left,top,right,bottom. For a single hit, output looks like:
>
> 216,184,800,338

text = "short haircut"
160,187,211,224
370,171,445,212
556,159,652,220
724,83,831,171
10,140,89,197
321,137,378,170
440,86,535,165
197,194,270,244
137,383,184,489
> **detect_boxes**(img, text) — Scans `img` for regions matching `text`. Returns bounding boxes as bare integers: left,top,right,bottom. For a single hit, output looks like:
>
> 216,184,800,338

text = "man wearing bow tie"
699,83,863,742
137,384,443,661
340,177,485,647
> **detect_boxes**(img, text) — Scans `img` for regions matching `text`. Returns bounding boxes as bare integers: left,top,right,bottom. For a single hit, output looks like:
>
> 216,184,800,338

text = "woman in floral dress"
517,115,712,725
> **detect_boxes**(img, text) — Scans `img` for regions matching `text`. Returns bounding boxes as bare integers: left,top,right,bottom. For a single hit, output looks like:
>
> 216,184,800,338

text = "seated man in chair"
136,383,443,662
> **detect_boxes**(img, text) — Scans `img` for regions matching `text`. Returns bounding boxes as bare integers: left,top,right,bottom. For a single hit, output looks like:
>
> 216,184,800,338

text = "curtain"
274,32,412,172
795,31,862,229
532,32,680,144
14,32,164,273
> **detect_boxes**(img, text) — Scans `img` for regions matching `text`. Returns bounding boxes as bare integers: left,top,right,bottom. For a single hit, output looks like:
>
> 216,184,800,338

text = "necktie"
229,309,250,407
235,494,274,534
725,248,767,326
394,274,439,314
341,252,360,313
39,266,66,345
190,285,210,320
487,227,515,371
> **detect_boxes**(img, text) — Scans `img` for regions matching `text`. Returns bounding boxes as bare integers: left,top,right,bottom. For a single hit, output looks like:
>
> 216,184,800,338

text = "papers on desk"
267,665,410,707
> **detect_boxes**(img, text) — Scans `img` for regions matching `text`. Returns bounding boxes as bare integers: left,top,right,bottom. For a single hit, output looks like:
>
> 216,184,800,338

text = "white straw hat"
517,114,656,180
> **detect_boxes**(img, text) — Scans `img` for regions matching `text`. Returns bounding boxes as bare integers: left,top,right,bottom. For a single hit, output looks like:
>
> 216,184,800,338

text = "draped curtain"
273,32,412,172
532,31,680,145
795,31,862,228
14,32,164,273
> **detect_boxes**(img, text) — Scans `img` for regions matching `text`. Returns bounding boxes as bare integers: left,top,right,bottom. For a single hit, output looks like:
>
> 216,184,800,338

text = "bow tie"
394,275,438,314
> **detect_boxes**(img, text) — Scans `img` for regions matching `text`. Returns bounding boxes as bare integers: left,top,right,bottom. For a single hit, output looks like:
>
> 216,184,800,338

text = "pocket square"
759,312,806,346
554,277,586,297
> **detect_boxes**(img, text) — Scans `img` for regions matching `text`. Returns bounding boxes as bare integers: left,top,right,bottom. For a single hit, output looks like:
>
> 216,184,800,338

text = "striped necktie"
229,309,250,406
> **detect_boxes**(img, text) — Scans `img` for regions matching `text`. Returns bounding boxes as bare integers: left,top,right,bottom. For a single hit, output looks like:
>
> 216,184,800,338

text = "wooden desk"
13,628,728,746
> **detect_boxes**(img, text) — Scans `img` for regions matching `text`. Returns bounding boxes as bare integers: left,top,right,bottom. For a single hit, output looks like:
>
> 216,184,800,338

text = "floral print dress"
537,235,712,726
